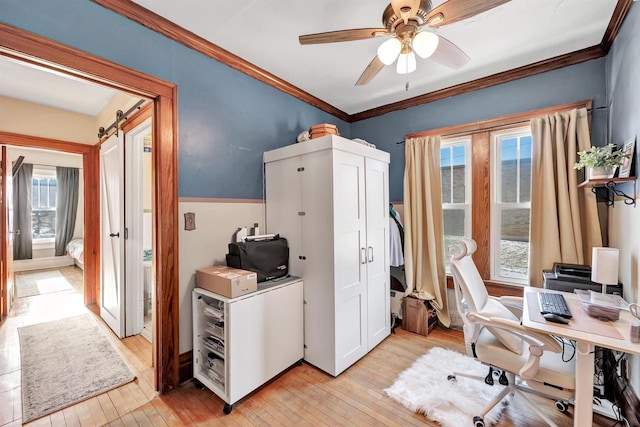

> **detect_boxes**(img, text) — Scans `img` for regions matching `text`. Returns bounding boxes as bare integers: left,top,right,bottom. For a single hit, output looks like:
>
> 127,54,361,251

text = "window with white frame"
440,137,471,270
32,167,57,241
491,128,532,283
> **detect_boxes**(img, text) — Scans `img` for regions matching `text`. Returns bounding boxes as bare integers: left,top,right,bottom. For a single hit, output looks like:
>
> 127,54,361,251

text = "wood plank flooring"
0,267,155,427
109,328,616,427
1,269,618,426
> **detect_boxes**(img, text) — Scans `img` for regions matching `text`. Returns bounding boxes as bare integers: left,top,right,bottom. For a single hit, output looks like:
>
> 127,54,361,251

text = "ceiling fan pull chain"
405,55,410,92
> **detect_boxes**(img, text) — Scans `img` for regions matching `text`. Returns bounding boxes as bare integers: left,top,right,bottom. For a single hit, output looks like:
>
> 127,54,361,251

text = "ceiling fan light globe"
377,38,402,65
413,32,439,58
396,51,417,74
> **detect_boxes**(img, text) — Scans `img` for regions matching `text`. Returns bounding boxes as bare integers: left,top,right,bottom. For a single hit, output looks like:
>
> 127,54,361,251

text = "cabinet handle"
361,248,367,264
368,247,374,263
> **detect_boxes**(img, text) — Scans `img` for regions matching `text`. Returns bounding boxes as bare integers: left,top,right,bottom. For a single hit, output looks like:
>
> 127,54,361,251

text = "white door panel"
100,133,125,338
125,118,152,337
333,151,367,373
365,158,390,349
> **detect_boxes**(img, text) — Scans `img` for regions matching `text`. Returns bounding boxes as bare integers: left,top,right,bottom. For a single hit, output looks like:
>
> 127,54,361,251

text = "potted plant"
573,144,630,179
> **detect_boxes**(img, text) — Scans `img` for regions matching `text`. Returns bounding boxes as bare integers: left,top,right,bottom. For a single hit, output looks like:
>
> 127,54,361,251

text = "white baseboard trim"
14,256,74,272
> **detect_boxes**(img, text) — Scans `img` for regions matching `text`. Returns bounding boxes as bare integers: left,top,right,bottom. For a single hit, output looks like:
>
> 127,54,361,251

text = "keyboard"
538,292,572,319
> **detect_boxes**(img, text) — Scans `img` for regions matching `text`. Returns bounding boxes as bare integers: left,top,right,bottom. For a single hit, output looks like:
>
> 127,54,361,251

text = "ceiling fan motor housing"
383,0,433,30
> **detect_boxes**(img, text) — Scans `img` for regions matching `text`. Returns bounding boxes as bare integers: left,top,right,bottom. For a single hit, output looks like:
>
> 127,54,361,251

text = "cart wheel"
555,400,568,413
223,403,233,415
193,379,203,389
473,416,485,427
295,359,303,367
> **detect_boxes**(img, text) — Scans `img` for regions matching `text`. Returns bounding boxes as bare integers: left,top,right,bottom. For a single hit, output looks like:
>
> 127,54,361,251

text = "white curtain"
529,108,602,286
403,135,450,326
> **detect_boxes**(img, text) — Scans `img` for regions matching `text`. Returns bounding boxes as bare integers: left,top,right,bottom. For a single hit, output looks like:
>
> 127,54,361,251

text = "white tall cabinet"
264,135,390,376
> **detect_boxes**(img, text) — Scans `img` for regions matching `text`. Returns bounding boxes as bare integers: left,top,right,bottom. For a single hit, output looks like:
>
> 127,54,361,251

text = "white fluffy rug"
385,347,508,427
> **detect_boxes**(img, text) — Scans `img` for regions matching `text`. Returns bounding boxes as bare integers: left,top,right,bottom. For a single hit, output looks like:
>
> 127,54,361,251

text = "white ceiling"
0,56,118,116
0,1,620,117
131,0,618,115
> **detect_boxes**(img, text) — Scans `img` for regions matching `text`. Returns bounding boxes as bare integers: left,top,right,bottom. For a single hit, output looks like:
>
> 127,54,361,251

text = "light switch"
184,212,196,231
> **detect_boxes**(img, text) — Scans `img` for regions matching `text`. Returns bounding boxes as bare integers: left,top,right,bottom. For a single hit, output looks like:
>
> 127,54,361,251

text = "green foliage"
572,144,630,170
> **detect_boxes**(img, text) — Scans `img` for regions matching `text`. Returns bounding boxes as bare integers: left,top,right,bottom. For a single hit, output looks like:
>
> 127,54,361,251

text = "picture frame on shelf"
618,137,636,178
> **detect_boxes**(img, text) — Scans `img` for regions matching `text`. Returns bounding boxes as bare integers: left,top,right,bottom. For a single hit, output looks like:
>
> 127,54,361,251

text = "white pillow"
479,298,523,355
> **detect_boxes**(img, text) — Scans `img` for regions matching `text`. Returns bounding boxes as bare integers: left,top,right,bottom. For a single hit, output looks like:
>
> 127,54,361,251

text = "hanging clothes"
389,204,404,267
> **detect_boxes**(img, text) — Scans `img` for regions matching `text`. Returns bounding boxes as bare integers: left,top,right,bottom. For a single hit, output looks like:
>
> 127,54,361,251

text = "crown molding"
601,0,634,52
350,46,605,122
93,0,631,123
92,0,350,122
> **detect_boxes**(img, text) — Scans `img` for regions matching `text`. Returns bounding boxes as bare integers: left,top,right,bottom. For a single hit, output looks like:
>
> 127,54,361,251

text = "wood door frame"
0,23,180,394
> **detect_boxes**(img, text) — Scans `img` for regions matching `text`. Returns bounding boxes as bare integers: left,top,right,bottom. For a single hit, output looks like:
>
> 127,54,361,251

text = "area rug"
16,270,73,298
385,347,508,427
18,314,136,423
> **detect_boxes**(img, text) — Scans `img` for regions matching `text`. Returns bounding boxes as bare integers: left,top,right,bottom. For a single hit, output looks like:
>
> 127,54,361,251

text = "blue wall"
1,0,349,199
607,3,640,147
351,59,608,201
2,0,608,202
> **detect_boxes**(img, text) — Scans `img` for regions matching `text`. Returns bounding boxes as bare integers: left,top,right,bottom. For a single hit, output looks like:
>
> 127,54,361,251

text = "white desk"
522,289,640,427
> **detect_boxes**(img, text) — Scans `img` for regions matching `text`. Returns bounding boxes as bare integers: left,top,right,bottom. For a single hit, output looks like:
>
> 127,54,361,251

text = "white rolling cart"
192,276,303,414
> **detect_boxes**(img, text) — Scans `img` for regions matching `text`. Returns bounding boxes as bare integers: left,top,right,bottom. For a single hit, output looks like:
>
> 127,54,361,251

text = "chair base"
449,370,573,427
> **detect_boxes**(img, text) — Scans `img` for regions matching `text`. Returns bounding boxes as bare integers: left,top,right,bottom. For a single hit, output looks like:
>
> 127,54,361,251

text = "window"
32,168,57,240
440,137,471,271
491,128,532,283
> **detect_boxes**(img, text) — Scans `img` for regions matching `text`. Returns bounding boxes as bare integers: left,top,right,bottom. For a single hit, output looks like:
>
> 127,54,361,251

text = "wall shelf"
578,177,636,207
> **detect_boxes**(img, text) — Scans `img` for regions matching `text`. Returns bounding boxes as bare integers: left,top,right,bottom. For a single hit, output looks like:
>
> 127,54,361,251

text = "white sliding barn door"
100,133,126,338
124,118,151,337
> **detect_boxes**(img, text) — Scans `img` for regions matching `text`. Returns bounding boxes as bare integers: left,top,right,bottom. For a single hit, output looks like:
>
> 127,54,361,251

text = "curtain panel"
403,135,450,326
529,107,602,286
55,167,79,256
13,163,33,260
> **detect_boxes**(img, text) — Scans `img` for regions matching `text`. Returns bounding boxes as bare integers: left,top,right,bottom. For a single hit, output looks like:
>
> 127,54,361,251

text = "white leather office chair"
449,238,575,427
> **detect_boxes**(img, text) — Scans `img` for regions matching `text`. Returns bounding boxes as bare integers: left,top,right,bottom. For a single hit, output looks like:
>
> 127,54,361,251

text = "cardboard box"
402,296,437,336
196,266,257,298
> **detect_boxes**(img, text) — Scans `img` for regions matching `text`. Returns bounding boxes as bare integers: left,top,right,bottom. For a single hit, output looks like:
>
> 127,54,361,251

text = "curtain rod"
395,104,608,144
25,162,82,170
97,99,147,139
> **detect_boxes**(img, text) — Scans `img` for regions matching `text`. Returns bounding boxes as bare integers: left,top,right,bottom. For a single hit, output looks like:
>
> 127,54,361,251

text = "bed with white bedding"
66,238,84,269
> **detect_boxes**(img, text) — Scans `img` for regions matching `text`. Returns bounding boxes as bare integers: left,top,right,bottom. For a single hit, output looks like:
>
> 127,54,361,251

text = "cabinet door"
299,150,335,373
365,158,390,350
265,156,303,276
228,281,304,403
332,150,368,374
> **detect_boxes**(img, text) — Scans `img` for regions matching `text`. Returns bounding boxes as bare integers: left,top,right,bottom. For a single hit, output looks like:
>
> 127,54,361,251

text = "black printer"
542,262,623,296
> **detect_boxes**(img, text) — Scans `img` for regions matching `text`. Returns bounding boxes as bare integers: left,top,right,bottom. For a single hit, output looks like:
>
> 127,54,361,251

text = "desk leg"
574,341,594,427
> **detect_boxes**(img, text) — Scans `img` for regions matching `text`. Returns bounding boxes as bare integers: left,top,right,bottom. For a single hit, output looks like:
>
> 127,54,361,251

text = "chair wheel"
447,375,456,382
473,415,485,427
555,400,568,412
223,403,233,414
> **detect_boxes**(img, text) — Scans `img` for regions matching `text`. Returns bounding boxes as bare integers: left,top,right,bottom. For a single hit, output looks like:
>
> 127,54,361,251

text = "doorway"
0,23,179,393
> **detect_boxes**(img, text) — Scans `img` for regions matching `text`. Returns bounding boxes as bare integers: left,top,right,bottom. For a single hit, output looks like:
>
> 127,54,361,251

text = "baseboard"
616,376,640,426
13,256,74,272
179,351,193,384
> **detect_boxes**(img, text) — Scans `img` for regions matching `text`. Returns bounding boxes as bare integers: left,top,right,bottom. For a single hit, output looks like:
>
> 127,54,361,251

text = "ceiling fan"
299,0,511,85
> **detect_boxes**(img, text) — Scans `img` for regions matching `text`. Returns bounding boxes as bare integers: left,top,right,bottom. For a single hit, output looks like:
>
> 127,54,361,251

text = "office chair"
449,238,575,427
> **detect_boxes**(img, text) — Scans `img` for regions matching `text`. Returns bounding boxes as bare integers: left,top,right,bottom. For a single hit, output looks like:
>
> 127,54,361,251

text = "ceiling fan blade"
429,35,470,69
426,0,510,28
391,0,421,24
299,28,389,45
356,56,386,86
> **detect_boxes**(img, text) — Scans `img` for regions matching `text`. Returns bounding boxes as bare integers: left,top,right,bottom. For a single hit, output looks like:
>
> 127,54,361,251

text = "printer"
542,262,623,296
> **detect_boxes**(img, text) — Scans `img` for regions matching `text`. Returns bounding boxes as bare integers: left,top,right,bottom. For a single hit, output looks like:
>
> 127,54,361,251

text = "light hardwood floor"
2,270,616,426
0,267,155,427
110,331,616,427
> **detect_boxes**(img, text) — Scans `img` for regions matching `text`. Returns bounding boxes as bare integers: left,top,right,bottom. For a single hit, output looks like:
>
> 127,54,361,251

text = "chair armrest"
468,313,564,380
